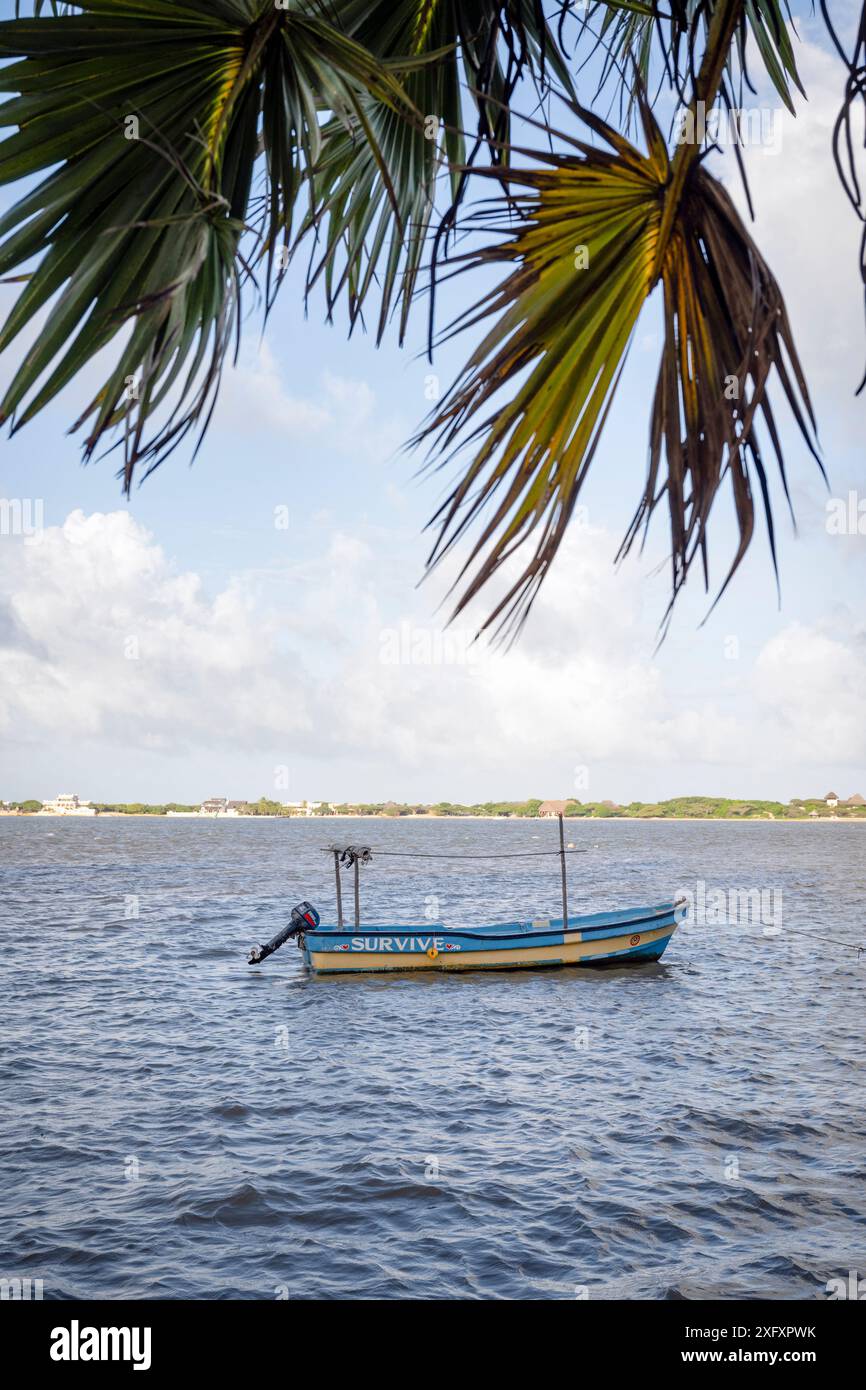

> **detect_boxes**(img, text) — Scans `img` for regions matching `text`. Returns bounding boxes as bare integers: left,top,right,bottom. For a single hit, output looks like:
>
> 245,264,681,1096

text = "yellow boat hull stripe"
309,922,674,972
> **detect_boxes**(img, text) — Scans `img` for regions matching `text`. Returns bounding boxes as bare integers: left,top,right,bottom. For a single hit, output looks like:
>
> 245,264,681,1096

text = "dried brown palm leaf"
823,0,866,390
621,166,822,633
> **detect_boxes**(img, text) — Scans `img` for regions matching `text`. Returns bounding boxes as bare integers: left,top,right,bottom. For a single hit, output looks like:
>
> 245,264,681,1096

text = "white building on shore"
164,798,335,818
199,798,246,817
38,794,97,816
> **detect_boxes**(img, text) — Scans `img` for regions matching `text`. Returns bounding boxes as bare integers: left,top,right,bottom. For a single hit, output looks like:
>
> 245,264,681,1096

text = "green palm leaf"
581,1,804,120
295,0,575,343
416,96,819,641
0,0,415,485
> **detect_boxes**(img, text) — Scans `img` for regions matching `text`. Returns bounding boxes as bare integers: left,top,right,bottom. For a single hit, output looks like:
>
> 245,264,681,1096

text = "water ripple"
1,816,864,1299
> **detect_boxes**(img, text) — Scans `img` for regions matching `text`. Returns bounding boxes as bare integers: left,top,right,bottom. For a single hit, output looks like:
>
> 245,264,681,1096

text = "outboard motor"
248,902,320,964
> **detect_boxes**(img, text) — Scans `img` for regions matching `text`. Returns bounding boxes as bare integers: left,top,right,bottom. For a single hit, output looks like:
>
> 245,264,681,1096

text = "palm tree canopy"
0,0,861,634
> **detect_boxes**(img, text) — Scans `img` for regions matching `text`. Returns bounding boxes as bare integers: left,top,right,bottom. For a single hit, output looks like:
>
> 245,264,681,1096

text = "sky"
1,2,865,806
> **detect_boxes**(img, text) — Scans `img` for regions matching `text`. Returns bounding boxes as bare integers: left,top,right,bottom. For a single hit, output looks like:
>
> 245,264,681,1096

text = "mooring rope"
774,925,864,957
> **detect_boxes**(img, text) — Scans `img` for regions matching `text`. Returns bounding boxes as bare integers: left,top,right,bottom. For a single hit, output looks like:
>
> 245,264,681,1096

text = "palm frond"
294,44,462,345
577,0,805,124
0,0,415,486
415,96,819,641
622,164,821,628
293,0,576,343
823,0,866,391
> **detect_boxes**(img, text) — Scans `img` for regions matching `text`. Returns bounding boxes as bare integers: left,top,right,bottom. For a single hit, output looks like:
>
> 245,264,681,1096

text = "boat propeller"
247,902,320,965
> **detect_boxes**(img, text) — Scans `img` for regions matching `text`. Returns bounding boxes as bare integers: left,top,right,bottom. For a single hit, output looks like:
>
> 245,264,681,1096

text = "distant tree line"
90,802,198,815
5,797,866,819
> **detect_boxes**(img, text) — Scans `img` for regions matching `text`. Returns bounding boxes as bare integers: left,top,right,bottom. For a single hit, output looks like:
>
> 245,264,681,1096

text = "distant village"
0,794,332,818
2,792,866,820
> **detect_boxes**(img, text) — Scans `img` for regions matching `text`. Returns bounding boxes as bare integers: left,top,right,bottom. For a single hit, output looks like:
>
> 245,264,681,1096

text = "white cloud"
214,345,406,464
216,340,330,435
754,618,866,764
4,507,863,795
0,510,314,751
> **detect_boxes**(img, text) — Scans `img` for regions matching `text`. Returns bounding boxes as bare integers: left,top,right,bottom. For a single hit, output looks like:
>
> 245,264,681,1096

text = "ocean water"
1,816,864,1300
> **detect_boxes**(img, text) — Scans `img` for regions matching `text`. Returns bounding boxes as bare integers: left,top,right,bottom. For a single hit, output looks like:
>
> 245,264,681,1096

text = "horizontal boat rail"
320,845,591,859
320,812,591,931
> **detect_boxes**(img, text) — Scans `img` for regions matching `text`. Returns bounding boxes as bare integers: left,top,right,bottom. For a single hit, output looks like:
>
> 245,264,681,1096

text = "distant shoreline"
4,812,864,824
7,792,864,823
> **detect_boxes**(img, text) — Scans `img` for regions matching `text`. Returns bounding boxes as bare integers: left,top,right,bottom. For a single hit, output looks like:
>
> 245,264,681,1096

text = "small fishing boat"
246,823,684,976
301,903,679,974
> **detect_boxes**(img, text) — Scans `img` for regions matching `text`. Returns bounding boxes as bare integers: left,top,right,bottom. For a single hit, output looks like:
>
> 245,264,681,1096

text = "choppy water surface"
1,817,864,1299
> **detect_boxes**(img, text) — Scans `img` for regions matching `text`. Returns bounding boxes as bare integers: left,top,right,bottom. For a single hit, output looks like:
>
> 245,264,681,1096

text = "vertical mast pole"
558,813,569,928
354,857,360,929
333,849,344,929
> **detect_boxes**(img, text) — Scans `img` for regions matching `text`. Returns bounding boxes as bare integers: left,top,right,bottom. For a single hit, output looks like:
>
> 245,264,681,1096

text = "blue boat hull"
300,902,682,974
